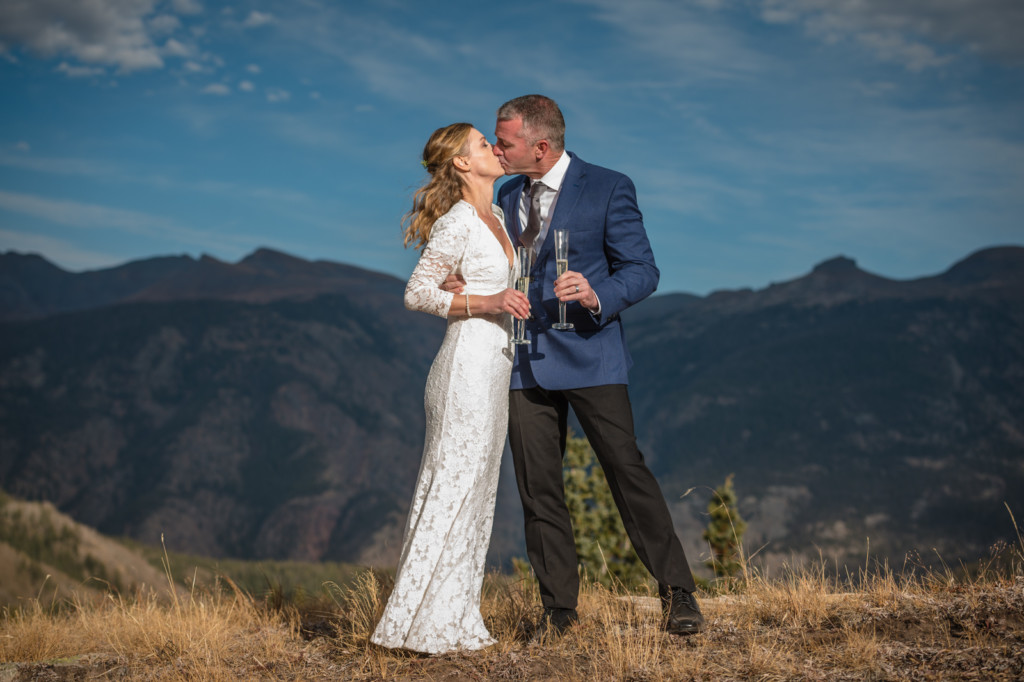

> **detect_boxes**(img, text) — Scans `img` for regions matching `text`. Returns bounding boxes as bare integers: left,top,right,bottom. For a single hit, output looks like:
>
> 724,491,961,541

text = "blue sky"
1,0,1022,295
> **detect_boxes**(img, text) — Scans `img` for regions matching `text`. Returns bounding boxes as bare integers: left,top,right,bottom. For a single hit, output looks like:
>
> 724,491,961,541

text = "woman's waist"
446,307,512,336
448,312,510,329
461,283,508,296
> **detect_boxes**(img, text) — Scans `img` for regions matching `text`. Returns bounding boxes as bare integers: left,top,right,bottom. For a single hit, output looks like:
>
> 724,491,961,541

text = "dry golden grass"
2,551,1023,681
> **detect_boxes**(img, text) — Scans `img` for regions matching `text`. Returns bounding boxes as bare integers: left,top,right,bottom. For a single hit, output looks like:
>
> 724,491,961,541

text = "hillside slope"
0,492,176,607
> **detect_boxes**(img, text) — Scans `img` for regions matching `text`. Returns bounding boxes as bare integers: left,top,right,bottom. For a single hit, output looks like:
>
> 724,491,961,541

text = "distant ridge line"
2,245,1022,322
0,247,405,321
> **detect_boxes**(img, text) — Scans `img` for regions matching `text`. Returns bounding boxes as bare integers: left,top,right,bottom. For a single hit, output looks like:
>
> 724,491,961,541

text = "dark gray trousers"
508,384,696,609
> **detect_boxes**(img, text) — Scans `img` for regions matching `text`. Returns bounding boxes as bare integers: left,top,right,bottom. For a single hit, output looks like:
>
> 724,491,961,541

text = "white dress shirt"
518,150,571,261
518,150,601,314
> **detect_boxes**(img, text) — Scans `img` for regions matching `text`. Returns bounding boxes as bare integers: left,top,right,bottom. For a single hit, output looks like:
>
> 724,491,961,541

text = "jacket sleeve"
590,174,659,322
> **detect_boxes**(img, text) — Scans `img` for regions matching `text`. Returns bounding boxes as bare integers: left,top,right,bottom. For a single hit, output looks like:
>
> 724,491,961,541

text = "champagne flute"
552,229,574,331
513,246,531,345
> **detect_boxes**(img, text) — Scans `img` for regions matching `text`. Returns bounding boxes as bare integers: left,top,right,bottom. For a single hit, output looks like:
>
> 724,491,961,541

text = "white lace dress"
371,200,516,654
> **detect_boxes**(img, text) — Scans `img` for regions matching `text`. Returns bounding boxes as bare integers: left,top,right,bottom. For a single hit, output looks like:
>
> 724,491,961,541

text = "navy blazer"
498,152,659,390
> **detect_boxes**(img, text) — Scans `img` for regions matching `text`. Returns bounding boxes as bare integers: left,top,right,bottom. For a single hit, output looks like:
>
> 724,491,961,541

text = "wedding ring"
575,285,580,293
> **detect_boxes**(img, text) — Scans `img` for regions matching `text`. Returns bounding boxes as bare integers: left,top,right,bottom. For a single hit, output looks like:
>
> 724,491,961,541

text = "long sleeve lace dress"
370,200,516,654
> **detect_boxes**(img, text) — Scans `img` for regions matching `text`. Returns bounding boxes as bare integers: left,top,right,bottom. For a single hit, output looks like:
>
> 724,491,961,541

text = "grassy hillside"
1,552,1022,680
0,492,372,611
0,491,173,608
2,491,1023,679
127,540,374,605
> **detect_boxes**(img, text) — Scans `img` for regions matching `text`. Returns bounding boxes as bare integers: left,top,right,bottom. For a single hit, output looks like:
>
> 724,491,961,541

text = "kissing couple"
370,95,704,655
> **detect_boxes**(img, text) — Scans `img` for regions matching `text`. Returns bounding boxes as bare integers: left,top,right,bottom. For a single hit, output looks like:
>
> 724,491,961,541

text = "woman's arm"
404,211,467,318
404,209,529,319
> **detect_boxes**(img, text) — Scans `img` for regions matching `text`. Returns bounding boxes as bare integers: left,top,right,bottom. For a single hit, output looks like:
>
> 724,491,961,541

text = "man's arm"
588,175,659,321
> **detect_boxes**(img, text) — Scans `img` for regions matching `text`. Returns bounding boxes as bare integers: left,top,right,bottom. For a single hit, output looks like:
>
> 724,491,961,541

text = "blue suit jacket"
498,152,659,390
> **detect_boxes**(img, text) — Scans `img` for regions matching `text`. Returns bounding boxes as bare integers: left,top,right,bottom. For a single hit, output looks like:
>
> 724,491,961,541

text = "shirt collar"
533,150,571,192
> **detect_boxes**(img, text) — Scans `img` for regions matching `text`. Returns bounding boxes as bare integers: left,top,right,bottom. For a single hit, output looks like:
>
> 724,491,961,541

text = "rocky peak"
939,246,1024,288
239,248,309,276
811,256,860,276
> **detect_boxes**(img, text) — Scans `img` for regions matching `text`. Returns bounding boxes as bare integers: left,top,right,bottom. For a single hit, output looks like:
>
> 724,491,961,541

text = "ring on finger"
575,285,580,293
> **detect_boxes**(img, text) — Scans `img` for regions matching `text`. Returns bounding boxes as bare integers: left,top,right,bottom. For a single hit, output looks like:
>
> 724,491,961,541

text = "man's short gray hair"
497,94,565,152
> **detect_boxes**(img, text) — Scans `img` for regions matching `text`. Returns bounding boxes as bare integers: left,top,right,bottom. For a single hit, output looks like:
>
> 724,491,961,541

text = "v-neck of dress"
463,200,514,270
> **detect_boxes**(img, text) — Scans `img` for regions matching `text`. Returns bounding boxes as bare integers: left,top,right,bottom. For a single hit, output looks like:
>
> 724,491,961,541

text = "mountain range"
1,245,1022,572
624,247,1024,567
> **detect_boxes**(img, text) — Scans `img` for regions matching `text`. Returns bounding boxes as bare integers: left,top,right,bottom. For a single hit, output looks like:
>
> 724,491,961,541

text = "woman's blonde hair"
402,122,473,250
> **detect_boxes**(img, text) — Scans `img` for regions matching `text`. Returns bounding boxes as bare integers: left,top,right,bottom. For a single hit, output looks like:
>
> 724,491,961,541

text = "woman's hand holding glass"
484,288,530,319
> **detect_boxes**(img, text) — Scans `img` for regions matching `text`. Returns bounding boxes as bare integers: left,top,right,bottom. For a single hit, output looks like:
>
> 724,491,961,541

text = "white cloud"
0,190,257,256
243,11,275,28
720,104,1024,255
259,112,349,150
569,0,771,82
0,150,314,207
759,0,1024,67
0,189,179,235
265,87,290,102
241,4,514,113
855,31,949,73
202,82,230,95
855,81,899,98
246,63,261,74
55,61,105,78
0,228,121,270
238,80,254,92
148,14,181,35
0,150,120,176
171,0,203,15
0,0,165,72
0,0,218,74
161,38,193,58
182,60,203,72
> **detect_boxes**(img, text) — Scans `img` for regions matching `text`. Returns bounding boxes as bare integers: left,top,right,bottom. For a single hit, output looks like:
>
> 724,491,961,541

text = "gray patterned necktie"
520,180,543,251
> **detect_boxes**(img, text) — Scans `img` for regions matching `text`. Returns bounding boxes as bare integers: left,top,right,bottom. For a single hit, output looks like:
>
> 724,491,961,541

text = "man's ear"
535,139,549,160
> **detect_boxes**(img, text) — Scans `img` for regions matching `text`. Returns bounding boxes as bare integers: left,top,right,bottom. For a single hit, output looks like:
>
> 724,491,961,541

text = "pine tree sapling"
702,473,747,580
562,433,648,589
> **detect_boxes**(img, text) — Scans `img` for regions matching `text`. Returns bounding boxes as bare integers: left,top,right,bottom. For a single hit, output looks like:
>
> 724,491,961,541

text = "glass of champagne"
513,246,530,345
552,229,574,330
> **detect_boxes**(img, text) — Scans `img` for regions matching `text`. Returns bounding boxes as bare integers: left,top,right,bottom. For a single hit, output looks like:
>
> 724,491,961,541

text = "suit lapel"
504,177,529,245
536,153,586,264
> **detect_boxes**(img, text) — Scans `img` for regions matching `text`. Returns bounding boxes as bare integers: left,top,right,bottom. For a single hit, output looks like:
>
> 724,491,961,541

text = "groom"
492,95,704,637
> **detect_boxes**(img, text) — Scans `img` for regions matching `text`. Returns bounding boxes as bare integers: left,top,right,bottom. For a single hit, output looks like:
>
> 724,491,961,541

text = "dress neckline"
460,200,514,270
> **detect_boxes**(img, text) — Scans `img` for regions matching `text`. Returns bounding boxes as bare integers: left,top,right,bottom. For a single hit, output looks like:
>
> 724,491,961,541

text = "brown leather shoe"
662,587,705,635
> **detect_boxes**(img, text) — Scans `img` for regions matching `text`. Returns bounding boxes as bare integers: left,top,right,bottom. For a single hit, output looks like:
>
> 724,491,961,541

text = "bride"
370,123,530,654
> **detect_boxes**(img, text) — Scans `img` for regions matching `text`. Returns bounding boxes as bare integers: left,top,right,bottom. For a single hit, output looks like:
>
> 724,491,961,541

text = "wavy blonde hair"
402,122,473,250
